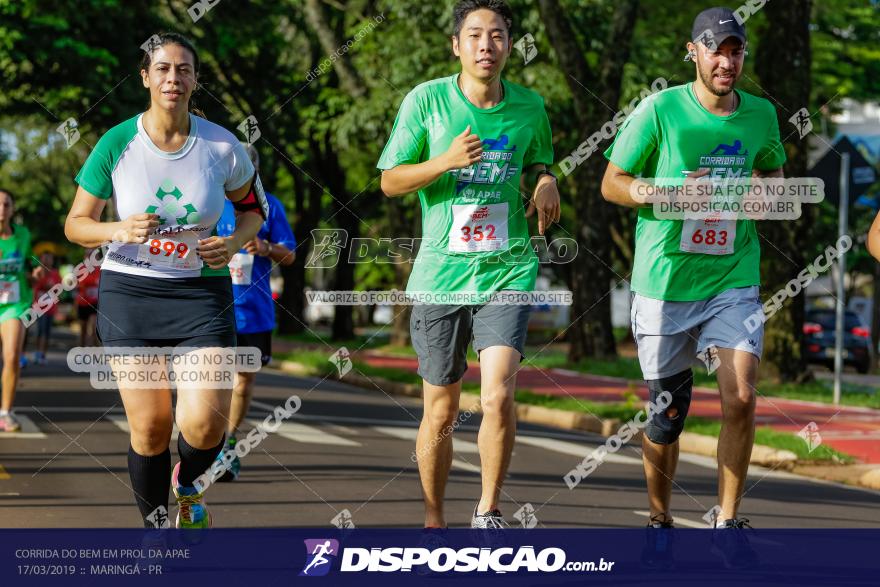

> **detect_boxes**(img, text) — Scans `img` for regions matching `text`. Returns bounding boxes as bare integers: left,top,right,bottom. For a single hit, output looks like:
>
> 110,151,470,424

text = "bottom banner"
0,528,876,586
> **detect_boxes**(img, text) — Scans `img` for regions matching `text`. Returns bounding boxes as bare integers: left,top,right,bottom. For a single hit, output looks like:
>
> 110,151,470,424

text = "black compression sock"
176,433,225,488
127,445,171,528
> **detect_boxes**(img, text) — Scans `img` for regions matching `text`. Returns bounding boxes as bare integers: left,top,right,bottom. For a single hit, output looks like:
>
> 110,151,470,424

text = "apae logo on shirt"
144,179,201,225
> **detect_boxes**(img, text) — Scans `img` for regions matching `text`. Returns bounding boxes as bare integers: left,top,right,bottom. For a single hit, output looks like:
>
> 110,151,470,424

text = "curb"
858,468,880,490
790,464,880,491
277,360,799,469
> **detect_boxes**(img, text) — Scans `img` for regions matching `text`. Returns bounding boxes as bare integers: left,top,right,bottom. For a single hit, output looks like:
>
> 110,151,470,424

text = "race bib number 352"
448,203,509,253
137,231,202,270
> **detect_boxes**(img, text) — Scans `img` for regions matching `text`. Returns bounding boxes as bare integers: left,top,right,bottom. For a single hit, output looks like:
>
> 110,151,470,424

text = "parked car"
803,309,872,374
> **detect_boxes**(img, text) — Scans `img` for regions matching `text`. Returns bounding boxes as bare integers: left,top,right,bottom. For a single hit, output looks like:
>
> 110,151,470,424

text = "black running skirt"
97,269,236,347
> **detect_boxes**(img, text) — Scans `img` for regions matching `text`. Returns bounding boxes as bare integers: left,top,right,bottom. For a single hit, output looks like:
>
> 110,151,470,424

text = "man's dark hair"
452,0,514,37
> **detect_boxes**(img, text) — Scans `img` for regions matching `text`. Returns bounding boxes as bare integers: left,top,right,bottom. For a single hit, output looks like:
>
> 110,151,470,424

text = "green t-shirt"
377,74,554,298
0,224,33,306
604,83,786,302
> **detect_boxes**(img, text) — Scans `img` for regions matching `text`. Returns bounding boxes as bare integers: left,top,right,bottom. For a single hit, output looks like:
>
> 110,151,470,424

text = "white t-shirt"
75,113,254,279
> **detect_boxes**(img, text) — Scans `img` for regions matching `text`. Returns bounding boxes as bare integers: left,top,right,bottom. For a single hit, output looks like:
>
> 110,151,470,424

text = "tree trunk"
388,196,415,346
313,135,358,342
303,0,366,98
277,145,322,335
302,0,377,341
538,0,639,360
754,0,813,382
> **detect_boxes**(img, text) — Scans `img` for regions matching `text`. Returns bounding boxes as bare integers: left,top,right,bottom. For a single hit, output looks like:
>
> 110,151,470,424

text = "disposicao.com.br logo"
300,539,339,577
300,540,615,575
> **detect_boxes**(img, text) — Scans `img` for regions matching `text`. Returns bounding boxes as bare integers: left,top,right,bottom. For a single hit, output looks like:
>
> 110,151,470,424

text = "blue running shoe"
214,436,240,482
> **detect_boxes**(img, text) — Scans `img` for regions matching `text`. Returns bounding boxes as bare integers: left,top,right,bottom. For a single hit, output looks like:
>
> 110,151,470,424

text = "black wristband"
536,169,557,182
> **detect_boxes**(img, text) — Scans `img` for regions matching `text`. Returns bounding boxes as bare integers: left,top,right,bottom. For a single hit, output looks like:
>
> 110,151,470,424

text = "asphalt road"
2,351,879,529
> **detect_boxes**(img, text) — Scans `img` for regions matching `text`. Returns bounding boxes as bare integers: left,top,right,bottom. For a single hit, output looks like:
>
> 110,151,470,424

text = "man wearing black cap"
601,5,785,563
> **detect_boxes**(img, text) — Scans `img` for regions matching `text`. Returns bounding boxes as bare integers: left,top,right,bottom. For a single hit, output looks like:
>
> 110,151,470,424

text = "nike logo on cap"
719,19,734,24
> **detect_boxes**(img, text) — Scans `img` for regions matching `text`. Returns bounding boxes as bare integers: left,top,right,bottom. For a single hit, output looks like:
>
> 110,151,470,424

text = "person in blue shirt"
214,144,296,481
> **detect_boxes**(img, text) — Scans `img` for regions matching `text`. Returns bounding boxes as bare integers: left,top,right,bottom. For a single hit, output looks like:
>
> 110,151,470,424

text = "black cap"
686,7,747,61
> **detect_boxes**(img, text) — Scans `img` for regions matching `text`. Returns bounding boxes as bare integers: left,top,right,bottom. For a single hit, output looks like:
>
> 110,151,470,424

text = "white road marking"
371,426,480,453
516,435,642,465
451,459,481,473
247,419,360,447
106,415,178,441
0,415,47,439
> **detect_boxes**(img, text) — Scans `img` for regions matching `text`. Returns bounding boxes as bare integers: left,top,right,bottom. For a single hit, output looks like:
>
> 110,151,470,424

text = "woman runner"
64,33,266,528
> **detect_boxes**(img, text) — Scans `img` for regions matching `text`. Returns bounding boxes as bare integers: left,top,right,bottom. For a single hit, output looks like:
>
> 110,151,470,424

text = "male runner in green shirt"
602,6,785,565
378,0,560,529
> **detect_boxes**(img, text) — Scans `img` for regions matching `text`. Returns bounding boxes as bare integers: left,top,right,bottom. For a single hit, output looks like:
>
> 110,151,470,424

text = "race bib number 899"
137,231,202,270
448,203,508,253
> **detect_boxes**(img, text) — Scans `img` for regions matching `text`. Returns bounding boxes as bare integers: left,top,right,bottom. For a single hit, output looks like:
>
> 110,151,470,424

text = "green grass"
756,381,880,410
276,331,387,350
275,349,338,377
684,417,854,463
275,348,476,391
373,344,419,358
521,348,879,409
513,389,645,421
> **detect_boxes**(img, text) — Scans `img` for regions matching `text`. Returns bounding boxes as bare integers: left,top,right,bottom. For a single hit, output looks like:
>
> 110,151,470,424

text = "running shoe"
138,529,169,567
640,514,675,570
0,413,21,433
214,437,240,482
471,506,507,529
470,506,508,549
19,356,27,369
710,517,759,569
171,462,212,529
416,528,449,577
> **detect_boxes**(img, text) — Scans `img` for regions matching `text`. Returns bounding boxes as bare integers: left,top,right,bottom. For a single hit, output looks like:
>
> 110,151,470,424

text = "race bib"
137,231,202,270
228,253,254,285
679,218,736,255
448,203,508,253
0,280,19,304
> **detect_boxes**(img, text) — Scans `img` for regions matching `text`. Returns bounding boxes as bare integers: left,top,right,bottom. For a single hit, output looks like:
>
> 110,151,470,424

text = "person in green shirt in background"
379,0,560,530
602,7,785,568
0,189,44,432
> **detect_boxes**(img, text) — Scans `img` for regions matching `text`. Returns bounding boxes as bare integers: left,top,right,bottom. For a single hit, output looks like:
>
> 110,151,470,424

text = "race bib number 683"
679,218,735,256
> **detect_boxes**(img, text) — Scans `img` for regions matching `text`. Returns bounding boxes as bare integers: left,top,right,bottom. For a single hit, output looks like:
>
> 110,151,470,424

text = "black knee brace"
644,369,693,445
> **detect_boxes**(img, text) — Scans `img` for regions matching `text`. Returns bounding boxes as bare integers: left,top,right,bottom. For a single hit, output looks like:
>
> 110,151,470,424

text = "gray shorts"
410,300,531,386
631,286,763,380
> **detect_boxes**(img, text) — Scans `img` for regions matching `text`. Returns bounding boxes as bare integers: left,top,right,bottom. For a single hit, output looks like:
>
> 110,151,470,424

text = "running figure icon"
302,540,336,576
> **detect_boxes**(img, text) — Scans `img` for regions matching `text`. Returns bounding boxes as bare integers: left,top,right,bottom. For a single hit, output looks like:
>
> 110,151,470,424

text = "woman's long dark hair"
140,32,206,118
